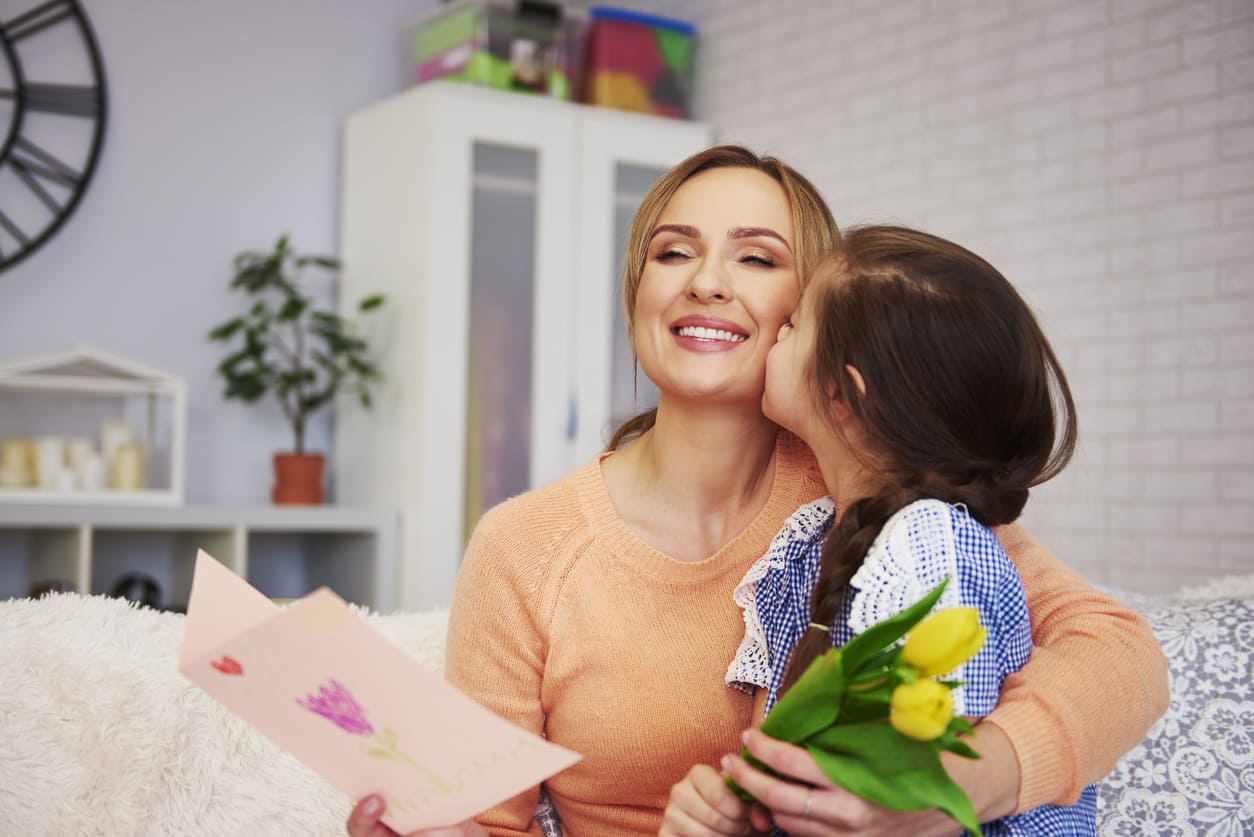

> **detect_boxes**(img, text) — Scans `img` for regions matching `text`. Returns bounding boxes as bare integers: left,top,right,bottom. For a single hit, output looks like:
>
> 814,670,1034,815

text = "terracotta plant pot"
271,452,325,505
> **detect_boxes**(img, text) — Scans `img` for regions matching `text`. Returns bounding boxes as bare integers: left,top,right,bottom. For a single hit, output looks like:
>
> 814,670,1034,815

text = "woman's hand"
659,763,755,836
724,730,965,837
346,796,489,837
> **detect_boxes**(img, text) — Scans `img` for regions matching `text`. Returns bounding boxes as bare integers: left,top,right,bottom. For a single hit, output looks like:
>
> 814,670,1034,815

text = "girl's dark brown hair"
605,145,839,450
780,225,1078,692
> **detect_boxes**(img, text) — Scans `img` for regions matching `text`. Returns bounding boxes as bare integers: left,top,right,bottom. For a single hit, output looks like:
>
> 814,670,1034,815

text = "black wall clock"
0,0,107,273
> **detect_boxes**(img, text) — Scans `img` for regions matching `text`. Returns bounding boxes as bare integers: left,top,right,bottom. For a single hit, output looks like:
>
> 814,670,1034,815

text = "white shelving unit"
0,505,398,610
335,82,712,610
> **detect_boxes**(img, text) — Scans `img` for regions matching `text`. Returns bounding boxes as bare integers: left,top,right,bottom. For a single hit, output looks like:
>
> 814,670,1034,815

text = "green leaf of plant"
212,234,383,451
806,723,983,835
759,649,846,744
836,689,894,724
208,317,246,341
937,734,981,761
839,577,950,674
276,296,309,322
296,254,341,270
949,717,975,736
358,293,385,311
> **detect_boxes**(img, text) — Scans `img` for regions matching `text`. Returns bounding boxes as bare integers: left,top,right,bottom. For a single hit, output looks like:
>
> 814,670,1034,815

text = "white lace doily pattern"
725,497,835,691
847,499,964,633
1097,595,1254,836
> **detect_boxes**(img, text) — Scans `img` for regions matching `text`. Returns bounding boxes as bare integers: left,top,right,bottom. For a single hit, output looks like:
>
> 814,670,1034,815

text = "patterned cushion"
1097,593,1254,836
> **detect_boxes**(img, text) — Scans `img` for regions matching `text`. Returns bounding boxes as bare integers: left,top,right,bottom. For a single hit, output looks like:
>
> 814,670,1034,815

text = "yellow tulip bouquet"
727,577,988,835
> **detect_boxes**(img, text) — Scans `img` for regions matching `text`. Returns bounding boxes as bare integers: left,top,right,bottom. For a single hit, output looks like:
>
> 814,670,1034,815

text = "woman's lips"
669,316,749,350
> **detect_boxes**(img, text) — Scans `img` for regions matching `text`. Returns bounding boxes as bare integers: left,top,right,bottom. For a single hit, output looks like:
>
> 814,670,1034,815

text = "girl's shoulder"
847,499,1014,634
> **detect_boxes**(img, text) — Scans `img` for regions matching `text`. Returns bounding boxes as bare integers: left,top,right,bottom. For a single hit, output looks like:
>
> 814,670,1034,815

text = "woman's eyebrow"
731,227,792,252
649,223,700,241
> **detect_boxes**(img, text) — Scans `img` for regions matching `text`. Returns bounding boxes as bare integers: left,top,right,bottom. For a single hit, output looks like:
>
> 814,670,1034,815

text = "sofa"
1,575,1250,836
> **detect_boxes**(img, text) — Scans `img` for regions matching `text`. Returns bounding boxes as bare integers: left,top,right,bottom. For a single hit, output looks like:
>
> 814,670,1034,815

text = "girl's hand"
659,763,754,836
726,729,964,837
346,796,489,837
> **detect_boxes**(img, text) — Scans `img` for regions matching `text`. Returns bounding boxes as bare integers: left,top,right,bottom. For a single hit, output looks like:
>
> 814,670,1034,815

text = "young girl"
663,225,1096,836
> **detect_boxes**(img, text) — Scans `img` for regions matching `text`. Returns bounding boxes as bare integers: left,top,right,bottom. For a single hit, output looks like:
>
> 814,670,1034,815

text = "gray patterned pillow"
1097,594,1254,836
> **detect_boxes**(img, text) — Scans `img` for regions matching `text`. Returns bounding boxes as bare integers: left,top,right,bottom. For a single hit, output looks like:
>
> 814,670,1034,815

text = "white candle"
100,420,132,468
35,437,65,490
76,452,105,492
0,438,32,487
111,440,145,491
66,437,95,470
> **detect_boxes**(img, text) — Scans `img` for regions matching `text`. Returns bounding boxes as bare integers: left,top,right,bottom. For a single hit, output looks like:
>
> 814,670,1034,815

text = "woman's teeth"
676,326,746,343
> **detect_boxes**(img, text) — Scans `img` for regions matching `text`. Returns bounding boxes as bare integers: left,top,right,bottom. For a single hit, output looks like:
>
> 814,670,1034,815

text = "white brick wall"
621,0,1254,593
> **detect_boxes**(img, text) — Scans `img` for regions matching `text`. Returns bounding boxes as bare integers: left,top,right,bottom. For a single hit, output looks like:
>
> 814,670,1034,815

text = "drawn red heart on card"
210,655,244,676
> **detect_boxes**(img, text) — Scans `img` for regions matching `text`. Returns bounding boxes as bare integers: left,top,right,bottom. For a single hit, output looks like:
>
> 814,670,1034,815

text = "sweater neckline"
575,433,810,582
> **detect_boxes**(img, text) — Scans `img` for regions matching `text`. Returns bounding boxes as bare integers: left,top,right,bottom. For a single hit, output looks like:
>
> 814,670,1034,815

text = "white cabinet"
335,83,711,609
0,505,398,610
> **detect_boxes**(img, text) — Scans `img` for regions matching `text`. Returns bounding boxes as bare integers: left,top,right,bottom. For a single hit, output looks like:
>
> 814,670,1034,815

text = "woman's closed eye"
654,246,695,263
740,251,778,267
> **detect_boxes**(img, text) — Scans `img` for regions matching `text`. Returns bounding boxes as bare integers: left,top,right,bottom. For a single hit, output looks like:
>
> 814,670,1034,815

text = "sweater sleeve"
444,504,547,837
986,522,1169,811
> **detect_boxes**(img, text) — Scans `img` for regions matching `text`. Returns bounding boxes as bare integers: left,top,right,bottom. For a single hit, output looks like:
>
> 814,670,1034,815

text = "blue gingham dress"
726,497,1097,836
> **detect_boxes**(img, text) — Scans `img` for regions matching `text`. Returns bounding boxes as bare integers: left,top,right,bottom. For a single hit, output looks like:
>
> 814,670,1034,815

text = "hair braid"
779,484,924,693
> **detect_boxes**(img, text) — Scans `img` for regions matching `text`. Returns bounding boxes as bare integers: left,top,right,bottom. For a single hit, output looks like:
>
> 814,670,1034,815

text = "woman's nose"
685,260,732,303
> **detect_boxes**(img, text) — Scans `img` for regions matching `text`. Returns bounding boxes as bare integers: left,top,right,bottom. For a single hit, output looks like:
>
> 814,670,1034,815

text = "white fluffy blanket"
0,593,449,837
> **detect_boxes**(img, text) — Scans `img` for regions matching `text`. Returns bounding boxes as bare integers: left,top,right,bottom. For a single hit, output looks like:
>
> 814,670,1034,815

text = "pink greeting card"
178,550,580,832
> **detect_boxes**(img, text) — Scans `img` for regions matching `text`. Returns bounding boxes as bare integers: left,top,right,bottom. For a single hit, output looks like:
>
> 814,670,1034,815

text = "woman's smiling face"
632,166,800,408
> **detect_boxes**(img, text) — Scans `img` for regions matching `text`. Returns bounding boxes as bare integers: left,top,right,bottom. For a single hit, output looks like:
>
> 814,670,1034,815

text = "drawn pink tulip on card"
297,678,451,792
296,678,373,735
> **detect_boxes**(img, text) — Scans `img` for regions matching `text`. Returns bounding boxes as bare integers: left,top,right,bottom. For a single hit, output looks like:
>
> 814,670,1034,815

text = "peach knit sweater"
445,435,1167,836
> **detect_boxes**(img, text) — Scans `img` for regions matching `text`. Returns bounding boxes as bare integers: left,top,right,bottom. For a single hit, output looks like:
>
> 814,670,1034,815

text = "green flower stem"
363,728,452,793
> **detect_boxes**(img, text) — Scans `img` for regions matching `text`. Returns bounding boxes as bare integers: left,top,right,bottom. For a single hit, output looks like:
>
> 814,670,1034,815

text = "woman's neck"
603,399,781,562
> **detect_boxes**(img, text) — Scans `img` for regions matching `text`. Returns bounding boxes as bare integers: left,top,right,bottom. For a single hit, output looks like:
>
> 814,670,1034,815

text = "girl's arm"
990,522,1169,809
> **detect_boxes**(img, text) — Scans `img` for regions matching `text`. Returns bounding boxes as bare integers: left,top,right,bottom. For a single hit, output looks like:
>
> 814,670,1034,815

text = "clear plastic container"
410,0,585,100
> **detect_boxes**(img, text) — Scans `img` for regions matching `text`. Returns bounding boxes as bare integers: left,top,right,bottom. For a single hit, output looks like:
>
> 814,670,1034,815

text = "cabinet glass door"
465,142,539,538
609,163,665,428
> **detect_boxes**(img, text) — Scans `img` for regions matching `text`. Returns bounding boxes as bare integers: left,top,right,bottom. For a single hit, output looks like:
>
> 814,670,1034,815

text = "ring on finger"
803,787,813,820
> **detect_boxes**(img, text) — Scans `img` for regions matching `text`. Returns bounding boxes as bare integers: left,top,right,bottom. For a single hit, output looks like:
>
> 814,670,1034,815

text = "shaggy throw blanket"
0,592,449,837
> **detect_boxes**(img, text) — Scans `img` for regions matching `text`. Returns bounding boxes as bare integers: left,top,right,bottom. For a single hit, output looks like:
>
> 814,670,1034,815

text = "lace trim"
848,498,967,714
726,497,836,691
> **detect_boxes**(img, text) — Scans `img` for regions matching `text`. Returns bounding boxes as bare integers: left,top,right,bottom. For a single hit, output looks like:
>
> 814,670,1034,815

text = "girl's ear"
828,365,867,426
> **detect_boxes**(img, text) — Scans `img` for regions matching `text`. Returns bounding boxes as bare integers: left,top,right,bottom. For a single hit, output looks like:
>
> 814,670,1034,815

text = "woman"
348,146,1167,837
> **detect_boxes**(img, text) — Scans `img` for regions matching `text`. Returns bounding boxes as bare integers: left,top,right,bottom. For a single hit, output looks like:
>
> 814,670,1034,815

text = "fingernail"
742,730,751,744
720,755,732,772
362,795,383,817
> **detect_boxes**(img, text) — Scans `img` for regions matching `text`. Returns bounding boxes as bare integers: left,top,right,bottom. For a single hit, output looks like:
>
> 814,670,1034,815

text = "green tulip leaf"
938,736,981,761
949,717,975,735
847,646,902,680
839,578,951,674
806,723,983,835
759,649,846,743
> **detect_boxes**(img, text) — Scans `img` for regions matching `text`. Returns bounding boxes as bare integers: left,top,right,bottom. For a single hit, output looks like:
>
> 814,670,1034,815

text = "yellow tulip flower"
901,607,987,678
890,679,953,741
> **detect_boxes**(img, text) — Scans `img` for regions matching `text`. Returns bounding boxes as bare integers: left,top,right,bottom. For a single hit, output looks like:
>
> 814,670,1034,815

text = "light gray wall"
3,1,1249,593
0,0,433,503
652,0,1253,593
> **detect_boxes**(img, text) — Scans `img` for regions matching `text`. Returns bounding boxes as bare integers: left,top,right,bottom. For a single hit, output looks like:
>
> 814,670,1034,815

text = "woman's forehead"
659,167,794,235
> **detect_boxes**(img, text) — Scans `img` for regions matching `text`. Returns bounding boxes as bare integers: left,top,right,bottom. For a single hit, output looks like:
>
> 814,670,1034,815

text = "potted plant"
208,234,384,504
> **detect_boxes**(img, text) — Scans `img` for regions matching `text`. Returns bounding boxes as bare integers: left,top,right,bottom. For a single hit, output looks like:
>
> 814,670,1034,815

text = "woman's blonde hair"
607,145,840,449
